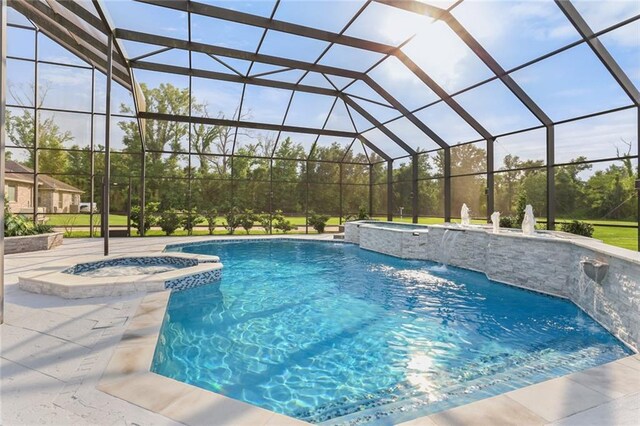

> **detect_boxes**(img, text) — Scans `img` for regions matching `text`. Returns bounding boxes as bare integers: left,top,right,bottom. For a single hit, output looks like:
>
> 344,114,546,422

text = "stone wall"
6,232,64,254
344,221,640,352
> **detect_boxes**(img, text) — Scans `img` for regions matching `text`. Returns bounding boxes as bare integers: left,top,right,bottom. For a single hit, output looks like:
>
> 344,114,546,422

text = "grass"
46,214,128,226
591,226,638,251
51,213,638,251
65,228,320,238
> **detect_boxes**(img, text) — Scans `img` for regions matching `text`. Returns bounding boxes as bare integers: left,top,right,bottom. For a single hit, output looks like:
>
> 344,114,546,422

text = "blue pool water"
154,240,631,425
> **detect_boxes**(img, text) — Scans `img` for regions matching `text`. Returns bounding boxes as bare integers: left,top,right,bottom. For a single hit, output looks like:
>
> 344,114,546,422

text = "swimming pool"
155,240,631,425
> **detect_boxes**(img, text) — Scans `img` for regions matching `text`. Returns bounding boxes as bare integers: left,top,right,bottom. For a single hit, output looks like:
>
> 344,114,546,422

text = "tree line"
6,83,638,222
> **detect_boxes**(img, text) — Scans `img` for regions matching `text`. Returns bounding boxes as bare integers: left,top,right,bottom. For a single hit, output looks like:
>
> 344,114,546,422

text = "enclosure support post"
305,160,309,234
368,164,373,218
32,29,38,224
89,67,95,237
127,176,132,237
412,154,419,224
339,163,343,225
444,147,451,222
103,36,113,255
637,107,639,251
546,125,555,231
0,0,7,325
140,151,146,236
269,158,273,235
387,159,393,221
487,138,495,222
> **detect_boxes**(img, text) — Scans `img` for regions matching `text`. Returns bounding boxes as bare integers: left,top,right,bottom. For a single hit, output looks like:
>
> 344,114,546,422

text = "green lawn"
65,228,321,238
46,214,128,226
53,213,638,251
591,226,638,251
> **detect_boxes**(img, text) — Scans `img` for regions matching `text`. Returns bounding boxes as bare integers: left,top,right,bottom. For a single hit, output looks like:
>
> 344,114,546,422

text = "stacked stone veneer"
6,232,63,254
345,221,640,352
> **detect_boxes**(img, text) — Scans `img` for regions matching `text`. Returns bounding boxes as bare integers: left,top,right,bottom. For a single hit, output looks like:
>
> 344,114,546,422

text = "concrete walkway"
1,236,637,425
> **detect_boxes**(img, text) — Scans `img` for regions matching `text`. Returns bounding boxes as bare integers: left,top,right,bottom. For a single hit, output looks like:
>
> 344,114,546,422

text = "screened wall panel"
555,159,638,223
342,184,369,217
495,168,547,218
418,178,445,218
495,129,547,169
451,175,487,219
555,108,638,164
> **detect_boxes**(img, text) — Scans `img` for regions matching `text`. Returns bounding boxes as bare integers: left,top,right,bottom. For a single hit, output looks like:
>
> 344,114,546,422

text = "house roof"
6,161,84,194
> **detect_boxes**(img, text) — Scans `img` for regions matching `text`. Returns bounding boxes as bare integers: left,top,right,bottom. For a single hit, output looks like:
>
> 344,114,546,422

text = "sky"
4,0,639,167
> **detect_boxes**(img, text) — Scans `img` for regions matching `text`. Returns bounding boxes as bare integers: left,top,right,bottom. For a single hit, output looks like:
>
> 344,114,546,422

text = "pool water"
75,264,181,277
154,240,631,425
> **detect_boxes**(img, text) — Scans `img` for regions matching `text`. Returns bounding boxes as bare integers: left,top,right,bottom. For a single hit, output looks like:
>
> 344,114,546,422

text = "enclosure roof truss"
9,0,640,163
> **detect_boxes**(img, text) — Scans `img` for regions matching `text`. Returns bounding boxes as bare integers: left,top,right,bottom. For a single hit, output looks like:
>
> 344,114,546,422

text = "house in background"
6,161,84,214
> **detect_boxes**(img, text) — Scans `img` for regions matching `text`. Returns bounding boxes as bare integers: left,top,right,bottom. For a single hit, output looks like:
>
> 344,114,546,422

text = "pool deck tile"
564,361,640,399
549,392,640,426
505,376,612,421
397,416,439,426
617,354,640,371
428,394,546,426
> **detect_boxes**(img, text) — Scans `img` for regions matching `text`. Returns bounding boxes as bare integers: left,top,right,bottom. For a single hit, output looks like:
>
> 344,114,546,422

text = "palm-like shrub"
308,211,330,233
158,209,181,235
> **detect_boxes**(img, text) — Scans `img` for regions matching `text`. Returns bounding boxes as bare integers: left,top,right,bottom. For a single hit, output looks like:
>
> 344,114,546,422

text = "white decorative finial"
461,203,471,226
522,204,536,236
490,211,500,234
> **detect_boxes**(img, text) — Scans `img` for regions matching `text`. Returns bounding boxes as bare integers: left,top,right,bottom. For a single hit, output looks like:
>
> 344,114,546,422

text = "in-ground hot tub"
63,256,202,277
18,253,223,298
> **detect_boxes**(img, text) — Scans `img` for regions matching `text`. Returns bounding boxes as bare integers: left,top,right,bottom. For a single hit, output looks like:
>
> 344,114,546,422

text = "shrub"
258,213,272,234
131,202,159,235
32,223,54,234
224,206,241,235
158,209,181,235
560,220,594,238
202,209,217,235
60,215,77,237
346,206,370,222
273,210,293,233
5,213,35,237
514,192,528,227
308,211,330,233
499,216,515,229
182,209,204,236
239,209,258,234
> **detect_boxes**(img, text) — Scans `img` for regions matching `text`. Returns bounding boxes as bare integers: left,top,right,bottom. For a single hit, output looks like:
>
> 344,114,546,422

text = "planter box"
6,232,64,254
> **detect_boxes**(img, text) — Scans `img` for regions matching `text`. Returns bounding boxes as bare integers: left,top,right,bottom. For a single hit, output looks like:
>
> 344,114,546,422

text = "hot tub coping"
17,252,222,299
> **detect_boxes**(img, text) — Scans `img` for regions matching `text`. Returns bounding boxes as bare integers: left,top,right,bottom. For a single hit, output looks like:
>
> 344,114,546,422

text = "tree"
6,108,73,173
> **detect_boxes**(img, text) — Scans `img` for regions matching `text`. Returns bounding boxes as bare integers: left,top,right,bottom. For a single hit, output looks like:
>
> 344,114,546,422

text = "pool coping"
97,238,640,426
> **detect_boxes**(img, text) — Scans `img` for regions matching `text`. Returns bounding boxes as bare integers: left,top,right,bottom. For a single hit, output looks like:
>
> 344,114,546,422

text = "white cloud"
572,0,640,32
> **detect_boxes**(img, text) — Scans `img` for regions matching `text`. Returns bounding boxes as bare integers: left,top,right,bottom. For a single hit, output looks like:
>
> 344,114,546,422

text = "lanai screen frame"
0,0,638,255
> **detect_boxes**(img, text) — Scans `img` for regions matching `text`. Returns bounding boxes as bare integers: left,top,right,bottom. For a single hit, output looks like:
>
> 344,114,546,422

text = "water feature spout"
437,229,462,270
580,258,609,284
490,212,500,234
522,205,536,236
461,203,471,227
